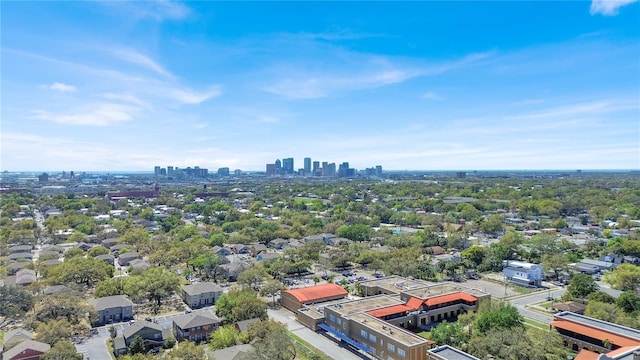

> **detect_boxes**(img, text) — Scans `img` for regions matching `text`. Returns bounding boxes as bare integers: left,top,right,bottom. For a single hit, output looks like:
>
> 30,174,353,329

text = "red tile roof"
367,305,413,318
574,349,600,360
406,297,424,310
425,292,477,307
282,284,348,303
606,345,640,357
550,320,640,347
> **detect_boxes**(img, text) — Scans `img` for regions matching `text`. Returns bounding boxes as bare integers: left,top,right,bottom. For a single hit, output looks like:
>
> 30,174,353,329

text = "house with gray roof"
43,285,72,295
88,295,134,325
113,321,170,356
181,282,223,309
8,253,32,261
6,262,29,274
210,344,253,360
4,269,36,287
118,251,140,266
95,254,115,265
173,312,221,342
9,245,32,253
2,328,33,348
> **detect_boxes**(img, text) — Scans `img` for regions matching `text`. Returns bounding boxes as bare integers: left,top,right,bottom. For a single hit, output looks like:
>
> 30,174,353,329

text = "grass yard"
416,330,431,339
523,317,547,330
288,332,332,360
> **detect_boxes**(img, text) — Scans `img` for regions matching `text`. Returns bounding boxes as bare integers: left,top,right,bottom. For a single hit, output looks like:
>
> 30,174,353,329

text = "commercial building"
288,277,490,360
502,260,544,287
281,283,349,312
551,311,640,354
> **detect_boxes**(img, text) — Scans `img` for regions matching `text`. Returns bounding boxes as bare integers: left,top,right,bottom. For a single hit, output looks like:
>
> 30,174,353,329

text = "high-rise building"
304,158,311,174
283,158,294,174
376,165,383,176
218,167,230,177
154,166,161,177
313,161,320,174
266,163,276,176
275,159,282,174
167,166,174,178
327,163,336,177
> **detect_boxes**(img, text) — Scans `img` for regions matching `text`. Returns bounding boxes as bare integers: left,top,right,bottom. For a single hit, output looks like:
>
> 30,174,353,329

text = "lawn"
416,330,431,339
288,332,332,360
523,318,547,330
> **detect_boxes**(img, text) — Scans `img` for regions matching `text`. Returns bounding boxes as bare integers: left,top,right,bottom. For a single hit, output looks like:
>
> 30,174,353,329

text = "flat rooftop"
403,283,489,300
331,295,404,316
428,345,481,360
556,312,640,341
359,276,433,294
349,312,429,347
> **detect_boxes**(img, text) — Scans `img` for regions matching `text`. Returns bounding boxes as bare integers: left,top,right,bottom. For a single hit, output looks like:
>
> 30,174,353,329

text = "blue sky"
2,1,639,172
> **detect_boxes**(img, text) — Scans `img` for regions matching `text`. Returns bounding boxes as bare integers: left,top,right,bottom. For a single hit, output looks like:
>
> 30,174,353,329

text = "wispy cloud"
261,46,492,99
97,0,190,22
39,82,76,92
31,103,141,126
421,92,444,101
506,99,637,120
166,87,221,104
110,48,173,78
101,93,152,110
590,0,638,15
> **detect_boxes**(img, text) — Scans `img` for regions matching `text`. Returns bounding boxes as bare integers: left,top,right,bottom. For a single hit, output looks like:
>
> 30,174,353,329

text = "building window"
360,329,367,338
337,318,342,325
369,334,376,343
329,314,335,322
387,343,395,352
397,348,406,357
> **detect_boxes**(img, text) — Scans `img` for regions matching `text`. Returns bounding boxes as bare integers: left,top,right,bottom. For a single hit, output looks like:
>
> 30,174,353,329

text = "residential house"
118,252,140,266
95,254,115,265
101,238,119,248
8,245,32,253
256,251,280,262
8,253,32,261
251,244,268,256
234,318,261,333
211,246,232,256
181,282,223,309
303,233,336,244
231,244,251,255
4,269,36,287
74,242,93,251
210,344,253,360
220,262,247,282
2,340,50,360
268,238,288,250
129,259,150,271
2,328,34,348
6,262,29,275
552,302,587,315
114,321,170,355
89,295,134,325
43,285,72,296
173,312,221,342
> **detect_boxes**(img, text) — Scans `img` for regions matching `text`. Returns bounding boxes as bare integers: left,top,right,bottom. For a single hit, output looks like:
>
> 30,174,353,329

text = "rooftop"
282,283,348,303
359,275,433,294
402,282,488,300
550,320,639,348
331,295,404,316
349,312,430,347
554,312,640,342
173,312,221,329
182,282,223,295
89,295,134,311
428,345,481,360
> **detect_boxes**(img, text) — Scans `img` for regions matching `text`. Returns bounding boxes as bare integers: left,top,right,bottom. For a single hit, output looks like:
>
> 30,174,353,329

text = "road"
268,308,367,360
508,282,623,325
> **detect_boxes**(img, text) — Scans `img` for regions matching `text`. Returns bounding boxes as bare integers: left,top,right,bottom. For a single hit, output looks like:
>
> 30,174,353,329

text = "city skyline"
2,1,639,172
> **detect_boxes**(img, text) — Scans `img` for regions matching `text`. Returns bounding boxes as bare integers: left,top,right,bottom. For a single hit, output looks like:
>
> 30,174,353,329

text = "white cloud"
167,87,221,104
31,103,140,126
590,0,638,15
101,93,152,110
110,48,173,78
97,0,190,22
421,92,444,101
41,82,77,92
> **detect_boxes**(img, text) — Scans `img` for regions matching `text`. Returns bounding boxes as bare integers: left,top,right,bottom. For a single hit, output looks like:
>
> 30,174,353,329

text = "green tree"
166,341,207,360
588,291,616,304
209,325,241,349
238,266,268,291
259,280,286,306
480,214,505,235
616,291,640,314
336,224,373,242
476,302,523,334
217,288,267,322
240,320,295,360
429,320,469,348
0,285,34,318
585,301,619,323
461,246,486,266
88,246,110,257
604,264,640,291
541,253,567,280
232,296,268,322
35,318,72,345
47,257,113,287
41,340,82,360
64,247,85,259
567,273,599,299
129,335,146,355
137,267,182,307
